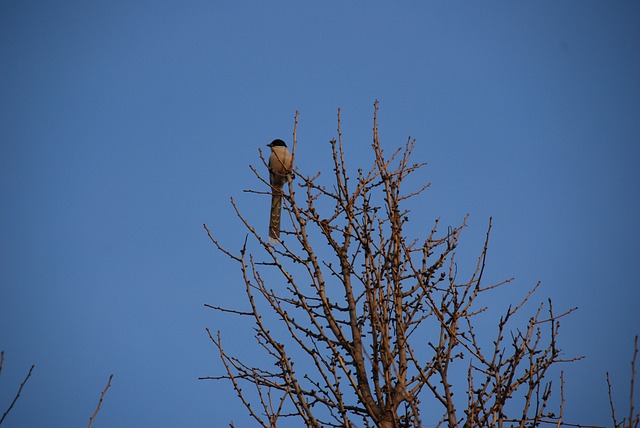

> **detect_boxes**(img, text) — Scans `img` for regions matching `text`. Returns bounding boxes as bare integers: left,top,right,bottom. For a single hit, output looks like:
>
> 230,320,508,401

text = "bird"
267,139,293,243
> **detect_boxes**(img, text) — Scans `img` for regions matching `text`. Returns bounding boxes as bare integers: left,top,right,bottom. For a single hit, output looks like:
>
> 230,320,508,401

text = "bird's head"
267,139,287,148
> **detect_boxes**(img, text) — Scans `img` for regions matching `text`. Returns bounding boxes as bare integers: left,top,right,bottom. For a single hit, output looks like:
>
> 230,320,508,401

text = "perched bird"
267,139,293,243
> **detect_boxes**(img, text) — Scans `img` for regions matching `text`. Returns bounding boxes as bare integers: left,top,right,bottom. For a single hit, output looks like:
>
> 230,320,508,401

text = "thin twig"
629,335,638,428
556,371,565,428
292,110,298,169
0,364,34,425
88,374,114,428
204,303,253,316
607,372,618,427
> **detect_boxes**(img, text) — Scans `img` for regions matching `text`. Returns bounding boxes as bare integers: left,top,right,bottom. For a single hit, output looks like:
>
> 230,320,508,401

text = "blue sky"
1,1,639,426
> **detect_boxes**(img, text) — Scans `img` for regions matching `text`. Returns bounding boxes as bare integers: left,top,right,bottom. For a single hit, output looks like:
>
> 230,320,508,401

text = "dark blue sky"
1,2,639,426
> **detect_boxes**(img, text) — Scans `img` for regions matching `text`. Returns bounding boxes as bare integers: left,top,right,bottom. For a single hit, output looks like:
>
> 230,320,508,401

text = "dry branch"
88,374,113,428
0,363,34,426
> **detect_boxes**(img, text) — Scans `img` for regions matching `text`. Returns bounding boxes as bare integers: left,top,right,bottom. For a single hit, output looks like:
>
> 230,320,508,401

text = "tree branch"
0,364,34,425
88,374,114,428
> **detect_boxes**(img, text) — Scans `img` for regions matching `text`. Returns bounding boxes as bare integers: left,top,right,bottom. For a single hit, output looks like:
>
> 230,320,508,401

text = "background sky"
1,1,639,427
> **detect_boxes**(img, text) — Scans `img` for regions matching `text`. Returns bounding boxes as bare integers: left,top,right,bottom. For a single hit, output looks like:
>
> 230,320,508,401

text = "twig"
607,372,618,427
88,374,114,428
292,110,298,169
204,303,253,316
629,335,638,428
556,371,565,428
203,223,243,262
0,364,34,425
606,336,639,428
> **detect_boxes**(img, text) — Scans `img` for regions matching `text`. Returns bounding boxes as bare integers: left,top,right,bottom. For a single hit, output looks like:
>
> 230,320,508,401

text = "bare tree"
203,103,612,427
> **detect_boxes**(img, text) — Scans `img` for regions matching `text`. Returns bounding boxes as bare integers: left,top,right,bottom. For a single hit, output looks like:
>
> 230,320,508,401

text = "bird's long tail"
269,189,282,243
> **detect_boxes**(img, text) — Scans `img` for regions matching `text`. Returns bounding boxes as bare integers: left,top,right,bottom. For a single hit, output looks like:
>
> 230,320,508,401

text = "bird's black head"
268,139,287,147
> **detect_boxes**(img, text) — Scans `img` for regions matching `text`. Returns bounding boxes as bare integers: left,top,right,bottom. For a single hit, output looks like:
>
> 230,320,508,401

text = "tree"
202,102,634,427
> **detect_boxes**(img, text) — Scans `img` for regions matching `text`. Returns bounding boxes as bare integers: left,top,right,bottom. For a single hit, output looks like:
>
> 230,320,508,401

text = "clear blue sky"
1,1,639,426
